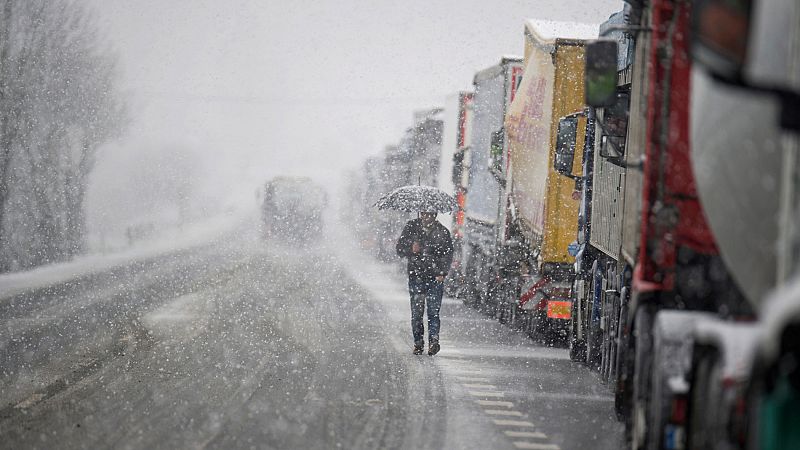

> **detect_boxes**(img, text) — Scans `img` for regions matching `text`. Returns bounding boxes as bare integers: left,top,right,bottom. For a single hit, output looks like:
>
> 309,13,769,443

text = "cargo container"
551,9,634,369
460,57,522,304
261,176,327,242
503,20,596,337
440,91,474,295
578,2,758,448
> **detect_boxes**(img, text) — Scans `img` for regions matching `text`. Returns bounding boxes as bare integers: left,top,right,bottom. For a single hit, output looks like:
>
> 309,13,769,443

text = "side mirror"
690,0,751,81
490,128,504,173
599,135,624,159
554,117,578,176
585,40,618,107
598,91,630,160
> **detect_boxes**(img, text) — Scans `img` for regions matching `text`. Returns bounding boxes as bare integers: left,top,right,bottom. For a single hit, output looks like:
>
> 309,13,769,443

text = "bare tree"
0,0,127,271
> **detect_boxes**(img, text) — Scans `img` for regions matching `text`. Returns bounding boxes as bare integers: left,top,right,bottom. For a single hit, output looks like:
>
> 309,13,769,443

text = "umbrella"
374,185,458,213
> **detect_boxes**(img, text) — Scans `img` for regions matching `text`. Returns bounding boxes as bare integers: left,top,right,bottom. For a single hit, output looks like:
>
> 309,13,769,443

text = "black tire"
569,276,587,361
630,306,655,450
615,321,633,422
688,349,713,450
569,312,587,361
586,262,602,369
610,286,628,385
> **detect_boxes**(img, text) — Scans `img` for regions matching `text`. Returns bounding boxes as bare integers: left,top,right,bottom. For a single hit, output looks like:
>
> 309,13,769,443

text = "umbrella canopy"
374,185,458,213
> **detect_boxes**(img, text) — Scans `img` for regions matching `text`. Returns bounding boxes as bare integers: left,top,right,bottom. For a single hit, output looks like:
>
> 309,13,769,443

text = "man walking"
396,211,454,355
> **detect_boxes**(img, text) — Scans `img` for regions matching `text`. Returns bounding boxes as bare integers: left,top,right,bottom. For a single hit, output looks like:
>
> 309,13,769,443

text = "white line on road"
449,368,486,375
462,384,497,390
504,431,548,439
449,370,486,375
469,391,505,398
15,393,44,409
476,400,514,408
492,419,535,427
513,442,561,450
457,377,491,383
484,409,523,416
525,392,613,403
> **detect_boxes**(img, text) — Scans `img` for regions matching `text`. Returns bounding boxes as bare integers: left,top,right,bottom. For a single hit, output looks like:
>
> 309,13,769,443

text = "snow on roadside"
0,212,249,299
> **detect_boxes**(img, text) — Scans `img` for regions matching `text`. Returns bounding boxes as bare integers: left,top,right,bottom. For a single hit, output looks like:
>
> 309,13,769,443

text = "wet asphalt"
0,222,622,449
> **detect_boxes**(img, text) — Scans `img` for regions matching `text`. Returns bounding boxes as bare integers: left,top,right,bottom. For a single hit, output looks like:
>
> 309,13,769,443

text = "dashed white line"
504,431,548,439
469,391,505,398
526,392,613,402
492,419,535,427
484,409,523,417
448,369,486,375
512,442,561,450
476,400,514,408
15,393,44,409
457,377,491,383
462,383,497,390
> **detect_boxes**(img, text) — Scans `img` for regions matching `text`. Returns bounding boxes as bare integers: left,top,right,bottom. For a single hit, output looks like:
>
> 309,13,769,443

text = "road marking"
457,377,491,383
525,392,613,402
505,431,548,439
15,393,44,409
484,409,523,417
450,370,486,375
476,400,514,408
492,419,535,427
450,366,486,377
462,383,497,390
513,442,560,450
469,391,505,398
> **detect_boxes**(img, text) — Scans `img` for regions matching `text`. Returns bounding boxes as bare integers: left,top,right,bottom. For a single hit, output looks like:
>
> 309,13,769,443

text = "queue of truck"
346,0,799,448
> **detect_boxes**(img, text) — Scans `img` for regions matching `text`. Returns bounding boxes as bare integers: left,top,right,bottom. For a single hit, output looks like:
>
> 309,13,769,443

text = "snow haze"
83,0,623,245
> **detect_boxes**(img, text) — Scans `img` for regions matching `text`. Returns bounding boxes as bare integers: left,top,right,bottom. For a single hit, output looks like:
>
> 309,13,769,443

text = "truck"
502,20,597,339
574,1,764,448
552,9,635,372
440,91,474,296
460,56,522,305
683,0,800,448
261,176,327,243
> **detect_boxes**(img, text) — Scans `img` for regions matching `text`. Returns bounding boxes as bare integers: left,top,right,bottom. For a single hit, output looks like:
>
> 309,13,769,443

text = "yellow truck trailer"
504,20,596,337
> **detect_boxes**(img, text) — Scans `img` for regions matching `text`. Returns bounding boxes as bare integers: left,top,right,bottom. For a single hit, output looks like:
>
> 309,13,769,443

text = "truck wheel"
498,302,508,324
602,268,619,382
615,316,633,421
610,287,628,384
569,277,587,361
569,312,587,361
688,348,714,450
586,262,602,369
630,306,655,450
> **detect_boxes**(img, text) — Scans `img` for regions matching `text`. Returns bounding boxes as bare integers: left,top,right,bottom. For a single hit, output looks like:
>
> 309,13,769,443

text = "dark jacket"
396,218,454,282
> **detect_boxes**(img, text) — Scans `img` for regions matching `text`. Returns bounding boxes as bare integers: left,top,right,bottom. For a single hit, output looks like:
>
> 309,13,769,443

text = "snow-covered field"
0,212,248,299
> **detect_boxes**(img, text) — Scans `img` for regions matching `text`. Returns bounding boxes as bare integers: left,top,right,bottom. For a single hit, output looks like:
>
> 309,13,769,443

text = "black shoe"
413,343,424,355
428,342,440,356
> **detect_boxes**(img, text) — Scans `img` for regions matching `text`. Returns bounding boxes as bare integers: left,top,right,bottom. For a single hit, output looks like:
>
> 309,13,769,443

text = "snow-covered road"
0,220,622,449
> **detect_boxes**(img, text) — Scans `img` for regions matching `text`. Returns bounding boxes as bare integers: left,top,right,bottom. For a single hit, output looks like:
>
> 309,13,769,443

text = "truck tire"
569,322,587,361
610,286,628,384
615,311,634,421
688,348,715,450
569,277,587,361
630,305,655,450
602,268,619,382
586,262,603,369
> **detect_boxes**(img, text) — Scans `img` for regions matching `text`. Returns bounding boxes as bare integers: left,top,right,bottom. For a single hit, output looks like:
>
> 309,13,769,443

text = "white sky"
84,0,622,235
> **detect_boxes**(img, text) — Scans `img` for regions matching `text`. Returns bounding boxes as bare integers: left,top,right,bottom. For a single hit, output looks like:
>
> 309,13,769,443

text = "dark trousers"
408,278,443,346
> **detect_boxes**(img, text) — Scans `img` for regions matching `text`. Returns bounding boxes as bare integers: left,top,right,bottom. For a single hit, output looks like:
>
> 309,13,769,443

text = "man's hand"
435,275,445,282
411,242,421,254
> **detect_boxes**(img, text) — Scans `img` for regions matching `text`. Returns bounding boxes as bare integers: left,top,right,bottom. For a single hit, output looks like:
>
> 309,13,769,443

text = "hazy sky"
85,0,622,236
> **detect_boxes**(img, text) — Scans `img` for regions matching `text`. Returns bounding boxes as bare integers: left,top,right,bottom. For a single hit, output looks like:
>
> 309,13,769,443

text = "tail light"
670,395,688,424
